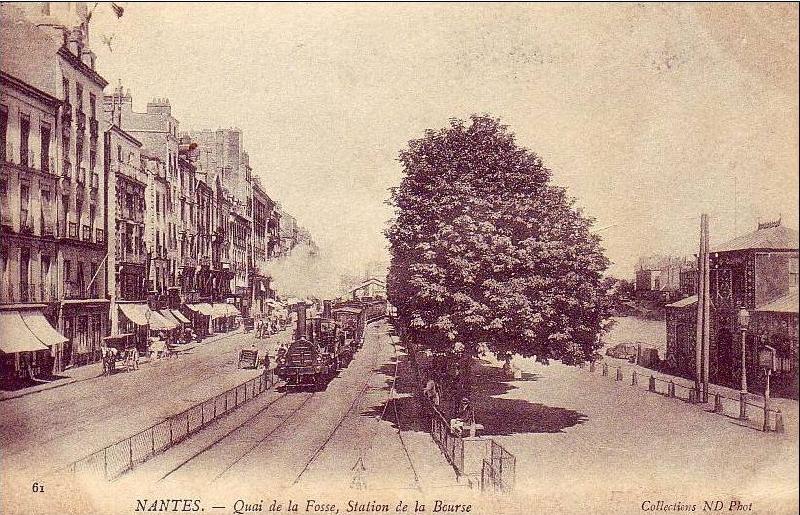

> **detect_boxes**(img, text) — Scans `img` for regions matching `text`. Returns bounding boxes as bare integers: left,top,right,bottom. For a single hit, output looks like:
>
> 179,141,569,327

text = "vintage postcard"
0,2,797,515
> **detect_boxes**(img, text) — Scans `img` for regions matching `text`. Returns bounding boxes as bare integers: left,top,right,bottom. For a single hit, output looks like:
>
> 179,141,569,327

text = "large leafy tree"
386,116,610,368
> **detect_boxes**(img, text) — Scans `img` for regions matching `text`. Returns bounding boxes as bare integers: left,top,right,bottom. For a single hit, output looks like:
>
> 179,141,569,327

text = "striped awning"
211,303,229,320
149,310,178,331
0,311,52,354
21,310,68,346
171,310,190,324
159,309,181,327
118,303,150,326
187,303,214,317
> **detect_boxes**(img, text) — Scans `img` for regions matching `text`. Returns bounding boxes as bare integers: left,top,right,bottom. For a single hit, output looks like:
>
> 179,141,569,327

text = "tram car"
275,301,349,387
331,297,388,349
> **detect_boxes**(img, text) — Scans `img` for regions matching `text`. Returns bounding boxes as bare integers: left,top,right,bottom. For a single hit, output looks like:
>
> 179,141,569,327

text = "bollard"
615,367,623,381
668,380,675,398
602,363,609,377
631,370,638,386
589,361,596,372
774,409,785,433
739,392,748,420
688,387,697,403
649,375,656,392
714,393,723,414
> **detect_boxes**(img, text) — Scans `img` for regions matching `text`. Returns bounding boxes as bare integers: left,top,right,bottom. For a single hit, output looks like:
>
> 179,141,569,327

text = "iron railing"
480,440,516,493
62,368,275,482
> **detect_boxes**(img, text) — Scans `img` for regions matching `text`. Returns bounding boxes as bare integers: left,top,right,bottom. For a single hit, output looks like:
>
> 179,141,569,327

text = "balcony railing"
64,280,92,300
1,281,58,304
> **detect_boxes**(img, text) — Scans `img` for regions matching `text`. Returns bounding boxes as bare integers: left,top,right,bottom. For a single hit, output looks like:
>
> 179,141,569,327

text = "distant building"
635,255,695,302
665,221,799,397
349,278,387,300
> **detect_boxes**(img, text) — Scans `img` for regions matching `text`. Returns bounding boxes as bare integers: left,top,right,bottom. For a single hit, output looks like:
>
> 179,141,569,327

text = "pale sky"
87,3,799,278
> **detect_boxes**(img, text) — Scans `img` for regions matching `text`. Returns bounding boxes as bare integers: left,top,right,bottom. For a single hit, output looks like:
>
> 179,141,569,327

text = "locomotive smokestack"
295,302,307,339
323,300,332,319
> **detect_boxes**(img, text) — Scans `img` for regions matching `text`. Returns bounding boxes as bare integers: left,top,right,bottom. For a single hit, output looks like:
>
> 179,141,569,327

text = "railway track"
157,386,316,482
146,319,422,491
292,320,422,491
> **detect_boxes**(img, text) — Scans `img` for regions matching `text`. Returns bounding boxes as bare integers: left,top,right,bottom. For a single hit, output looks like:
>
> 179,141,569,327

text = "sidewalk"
0,327,245,401
469,355,798,514
587,353,799,436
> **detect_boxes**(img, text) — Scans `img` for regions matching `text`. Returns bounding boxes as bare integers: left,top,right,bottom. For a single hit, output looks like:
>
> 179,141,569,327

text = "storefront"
118,302,151,353
60,300,109,368
0,307,67,382
185,303,213,337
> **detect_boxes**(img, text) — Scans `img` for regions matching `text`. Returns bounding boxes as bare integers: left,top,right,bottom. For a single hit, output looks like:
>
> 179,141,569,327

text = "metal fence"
426,399,516,493
584,361,785,433
63,369,275,482
480,439,516,493
430,406,464,474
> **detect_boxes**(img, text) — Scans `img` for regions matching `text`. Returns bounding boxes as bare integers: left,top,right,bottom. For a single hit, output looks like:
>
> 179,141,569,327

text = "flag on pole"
111,2,125,18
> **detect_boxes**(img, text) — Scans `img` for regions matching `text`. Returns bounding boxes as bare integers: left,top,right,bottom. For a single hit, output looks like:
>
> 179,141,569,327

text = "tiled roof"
713,225,799,253
757,288,799,314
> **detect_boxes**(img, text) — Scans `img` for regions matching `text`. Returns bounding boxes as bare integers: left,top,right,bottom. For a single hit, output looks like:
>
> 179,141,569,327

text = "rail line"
157,385,315,482
292,320,421,491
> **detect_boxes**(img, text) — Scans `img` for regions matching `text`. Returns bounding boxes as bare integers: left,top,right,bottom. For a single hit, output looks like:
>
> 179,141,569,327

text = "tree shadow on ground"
361,356,587,435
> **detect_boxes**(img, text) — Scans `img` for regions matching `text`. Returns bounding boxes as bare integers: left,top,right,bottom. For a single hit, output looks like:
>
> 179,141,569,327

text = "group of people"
255,315,287,338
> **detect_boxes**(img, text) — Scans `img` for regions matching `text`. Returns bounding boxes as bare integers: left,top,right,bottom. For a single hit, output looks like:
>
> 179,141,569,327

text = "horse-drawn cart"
101,333,139,375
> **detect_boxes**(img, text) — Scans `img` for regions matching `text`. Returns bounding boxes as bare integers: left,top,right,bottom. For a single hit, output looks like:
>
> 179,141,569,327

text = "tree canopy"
386,115,610,364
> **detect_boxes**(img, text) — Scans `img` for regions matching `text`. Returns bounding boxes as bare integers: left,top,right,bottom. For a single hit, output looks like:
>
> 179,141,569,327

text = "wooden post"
649,375,656,392
631,370,638,386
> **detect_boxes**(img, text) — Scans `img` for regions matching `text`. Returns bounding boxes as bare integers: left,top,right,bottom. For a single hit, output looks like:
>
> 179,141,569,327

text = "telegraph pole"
694,214,711,401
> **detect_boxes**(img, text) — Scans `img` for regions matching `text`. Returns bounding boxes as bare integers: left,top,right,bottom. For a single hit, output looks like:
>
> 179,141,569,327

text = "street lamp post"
737,307,750,420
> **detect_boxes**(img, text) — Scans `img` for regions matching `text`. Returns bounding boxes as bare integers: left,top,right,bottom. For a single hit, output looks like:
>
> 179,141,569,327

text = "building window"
20,247,30,301
0,105,7,162
63,78,70,104
89,148,96,172
89,93,96,120
41,123,51,172
117,144,123,162
76,83,83,112
20,183,30,231
20,114,30,167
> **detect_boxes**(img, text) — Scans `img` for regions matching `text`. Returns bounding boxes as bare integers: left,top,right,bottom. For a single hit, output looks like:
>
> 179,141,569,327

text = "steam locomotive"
275,298,387,387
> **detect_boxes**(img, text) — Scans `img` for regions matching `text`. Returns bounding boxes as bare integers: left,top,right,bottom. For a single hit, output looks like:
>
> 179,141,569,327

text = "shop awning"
227,304,241,317
149,310,178,331
0,311,50,354
171,310,190,324
21,310,68,346
266,299,282,308
159,309,181,327
211,303,229,319
187,303,214,317
118,303,150,326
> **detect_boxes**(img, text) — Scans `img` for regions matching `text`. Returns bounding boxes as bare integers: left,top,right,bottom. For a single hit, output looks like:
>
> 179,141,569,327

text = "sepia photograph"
0,2,797,514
